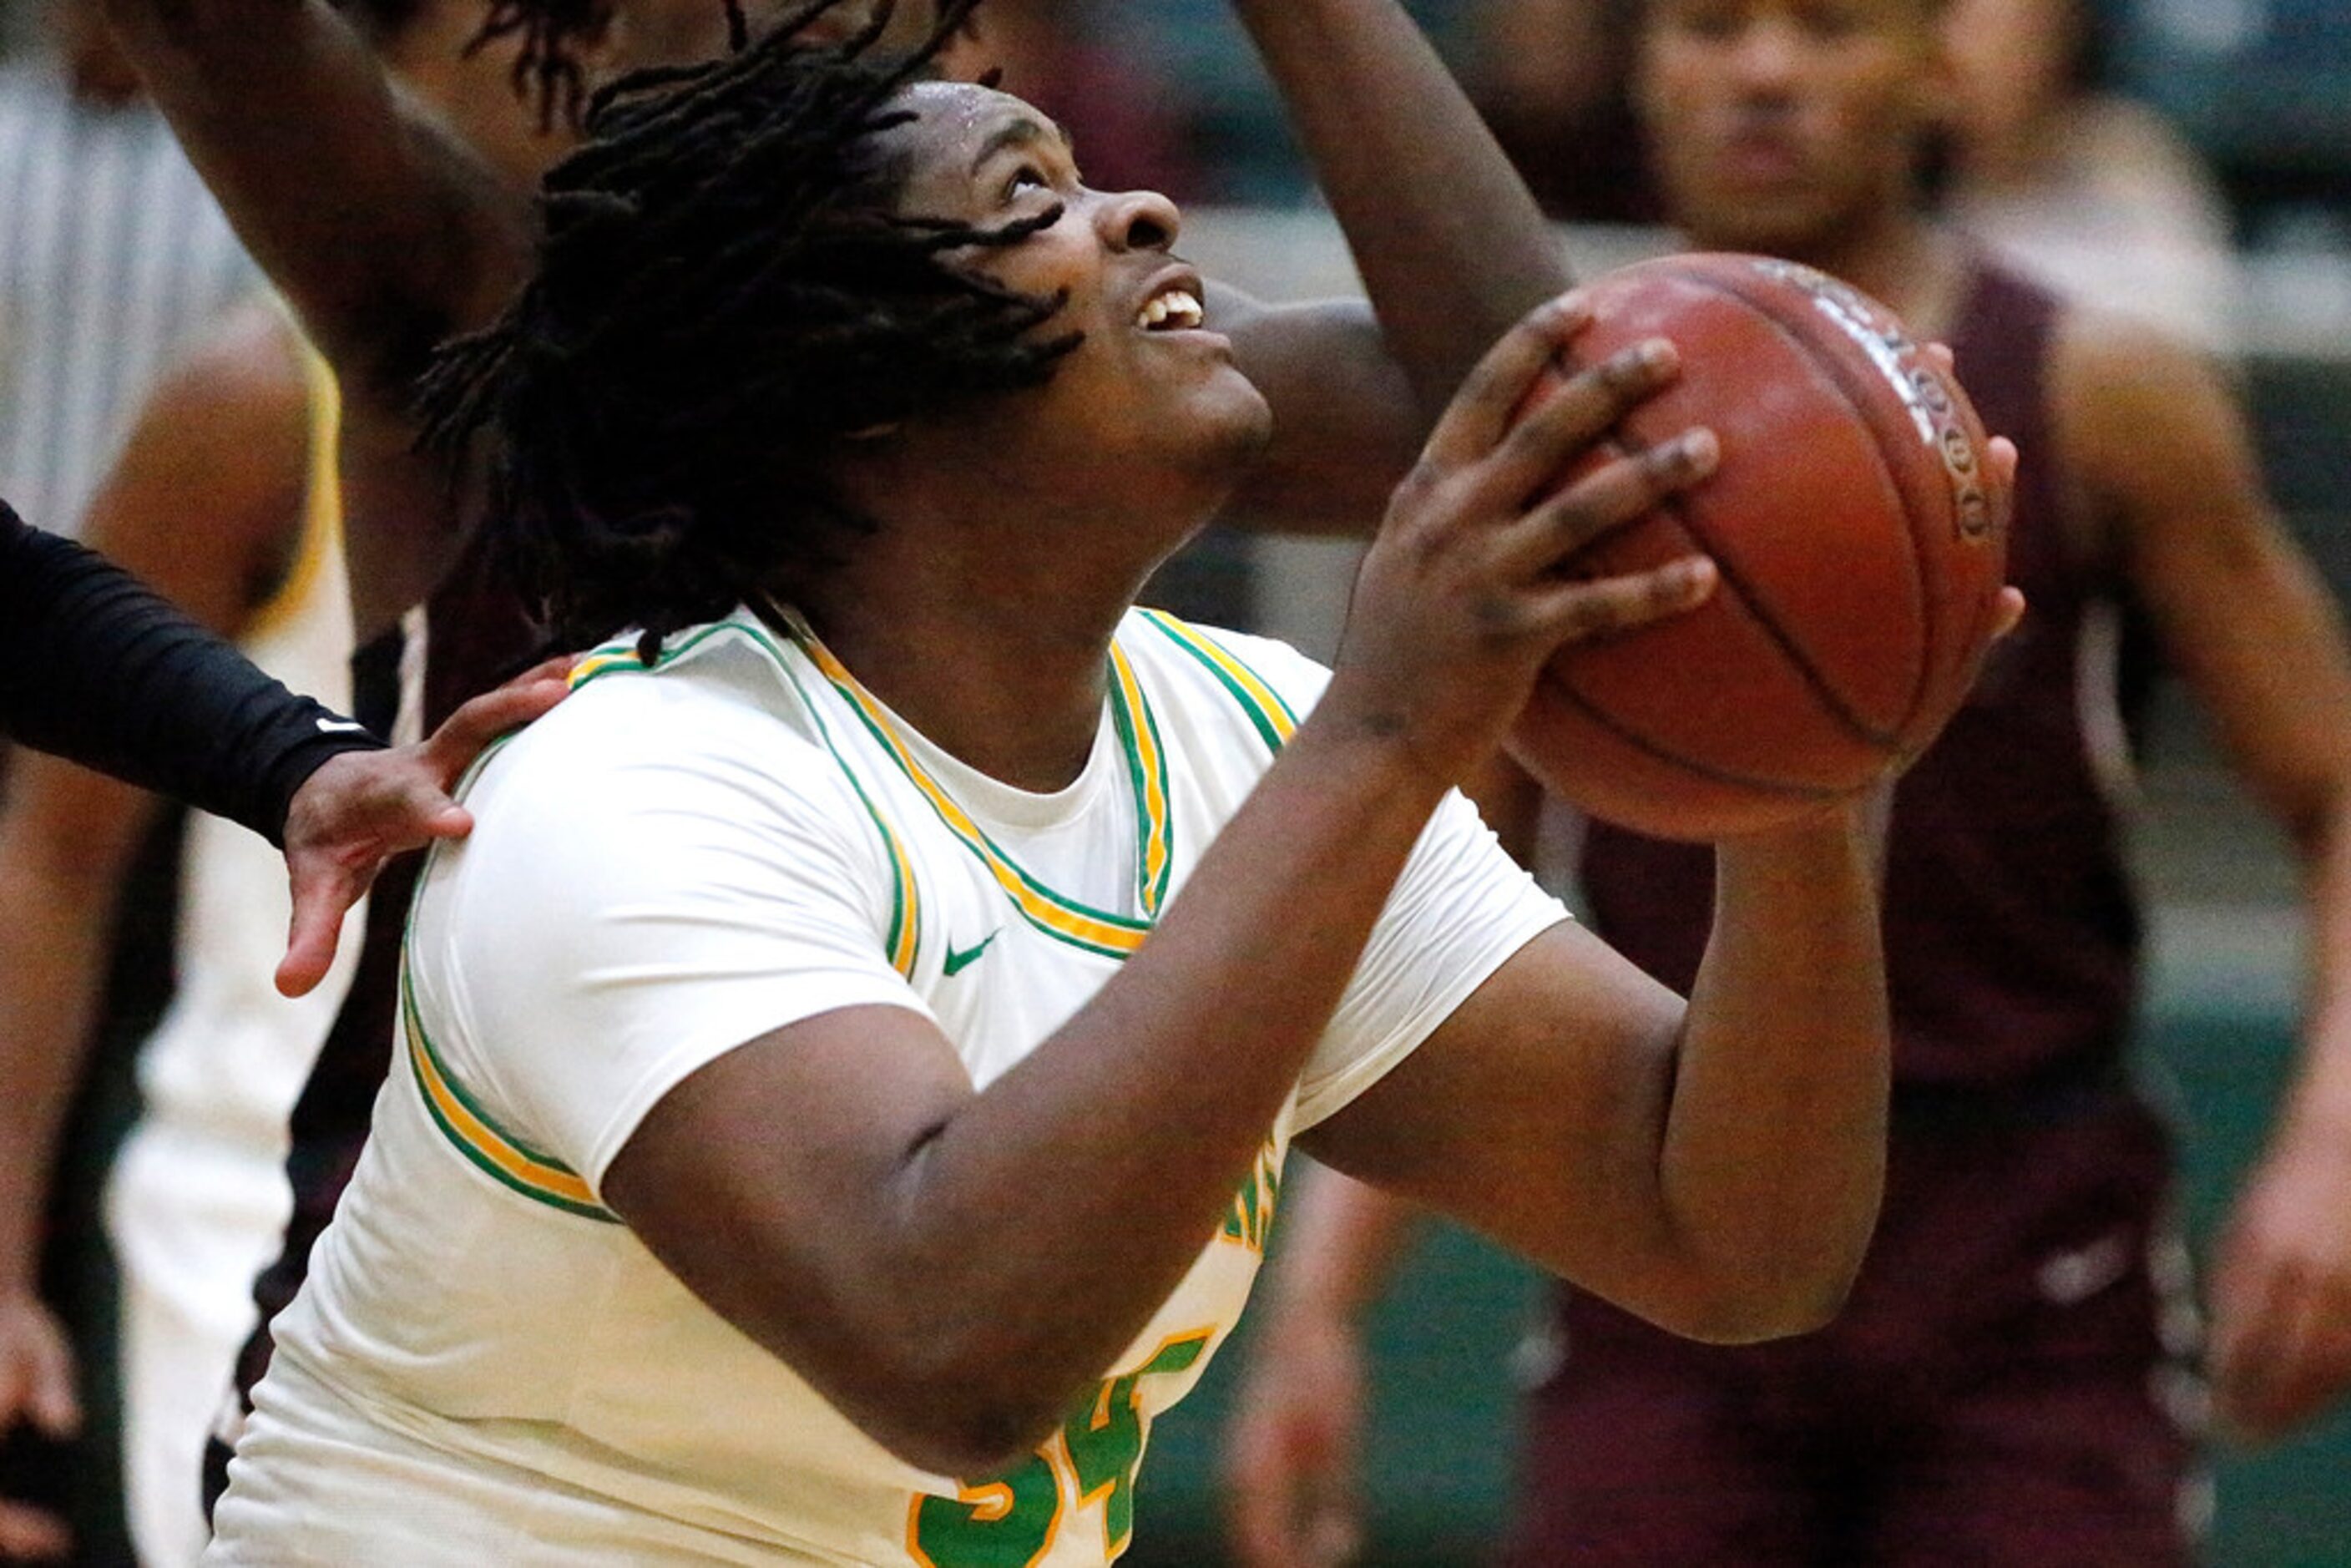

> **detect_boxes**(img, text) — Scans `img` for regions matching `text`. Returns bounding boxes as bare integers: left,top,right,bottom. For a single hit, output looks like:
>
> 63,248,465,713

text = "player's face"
879,82,1273,511
1637,0,1949,254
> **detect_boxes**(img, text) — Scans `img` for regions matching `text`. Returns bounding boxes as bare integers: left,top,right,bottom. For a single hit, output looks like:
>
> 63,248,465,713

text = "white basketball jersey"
210,605,1563,1565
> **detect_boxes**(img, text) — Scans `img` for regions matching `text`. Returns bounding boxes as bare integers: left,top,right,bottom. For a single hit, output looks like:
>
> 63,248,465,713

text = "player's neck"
794,532,1165,797
802,441,1220,792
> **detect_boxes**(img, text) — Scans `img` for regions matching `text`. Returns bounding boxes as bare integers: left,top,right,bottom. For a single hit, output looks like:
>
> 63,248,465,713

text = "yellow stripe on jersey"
400,964,619,1224
789,624,1162,963
567,620,923,978
1138,609,1298,753
1108,640,1174,917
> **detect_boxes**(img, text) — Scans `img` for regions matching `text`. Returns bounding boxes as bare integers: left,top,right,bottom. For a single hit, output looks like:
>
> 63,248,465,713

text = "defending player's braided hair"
418,0,1083,661
465,0,750,129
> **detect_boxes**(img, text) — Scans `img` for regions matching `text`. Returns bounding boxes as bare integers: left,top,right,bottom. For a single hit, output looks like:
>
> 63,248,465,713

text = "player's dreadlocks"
467,0,750,129
419,0,1082,661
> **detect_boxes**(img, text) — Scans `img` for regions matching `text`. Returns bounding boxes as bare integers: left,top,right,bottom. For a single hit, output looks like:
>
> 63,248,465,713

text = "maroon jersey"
1578,263,2150,1087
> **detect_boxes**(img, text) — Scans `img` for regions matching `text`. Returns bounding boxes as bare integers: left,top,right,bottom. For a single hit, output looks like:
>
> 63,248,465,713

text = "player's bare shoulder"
2045,296,2267,561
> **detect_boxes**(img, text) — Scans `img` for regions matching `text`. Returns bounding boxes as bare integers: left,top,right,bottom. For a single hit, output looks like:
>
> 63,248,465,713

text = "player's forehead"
889,81,1072,179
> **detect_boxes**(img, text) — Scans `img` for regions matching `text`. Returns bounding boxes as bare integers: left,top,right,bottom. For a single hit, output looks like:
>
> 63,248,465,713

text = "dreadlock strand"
421,0,1102,655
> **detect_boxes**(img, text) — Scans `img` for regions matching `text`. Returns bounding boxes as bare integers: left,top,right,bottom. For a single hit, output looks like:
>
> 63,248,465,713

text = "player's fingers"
1502,427,1717,573
2222,1262,2351,1441
1988,586,2027,642
419,674,571,779
1922,341,1957,377
1460,338,1686,516
1985,434,2019,493
2264,1308,2351,1439
19,1333,77,1444
0,1501,70,1561
277,862,361,999
2210,1248,2304,1439
1529,555,1717,647
1416,294,1594,475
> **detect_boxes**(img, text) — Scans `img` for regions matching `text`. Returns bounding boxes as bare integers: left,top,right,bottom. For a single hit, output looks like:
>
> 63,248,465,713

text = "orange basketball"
1510,254,2010,841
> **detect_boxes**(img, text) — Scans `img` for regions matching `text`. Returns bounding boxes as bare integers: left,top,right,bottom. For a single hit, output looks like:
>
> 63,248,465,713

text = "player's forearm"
102,0,523,386
1656,808,1890,1340
2280,788,2351,1139
1,514,378,842
0,840,128,1297
1232,0,1569,418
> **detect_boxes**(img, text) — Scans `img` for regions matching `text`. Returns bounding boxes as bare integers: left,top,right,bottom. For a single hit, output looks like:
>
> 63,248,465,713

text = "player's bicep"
1299,921,1689,1297
603,1002,981,1414
1214,286,1423,535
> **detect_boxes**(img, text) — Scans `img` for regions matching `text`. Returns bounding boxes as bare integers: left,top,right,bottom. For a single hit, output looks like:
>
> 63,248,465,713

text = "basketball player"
0,5,581,1555
1224,2,2351,1562
198,3,2026,1554
83,4,1014,1518
94,1,1660,1519
0,494,562,1559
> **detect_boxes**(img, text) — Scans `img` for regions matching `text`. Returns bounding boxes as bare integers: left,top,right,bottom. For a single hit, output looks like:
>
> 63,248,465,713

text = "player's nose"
1095,188,1181,254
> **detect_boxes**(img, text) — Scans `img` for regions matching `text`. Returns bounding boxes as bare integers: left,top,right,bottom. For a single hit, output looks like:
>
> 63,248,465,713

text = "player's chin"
1206,382,1277,478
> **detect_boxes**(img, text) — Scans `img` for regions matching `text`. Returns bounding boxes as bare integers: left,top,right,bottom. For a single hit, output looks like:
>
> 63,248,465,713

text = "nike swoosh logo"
314,716,371,735
943,930,1002,977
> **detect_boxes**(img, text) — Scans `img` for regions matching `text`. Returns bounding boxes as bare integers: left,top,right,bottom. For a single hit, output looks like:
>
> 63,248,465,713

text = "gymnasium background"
3,0,2348,1561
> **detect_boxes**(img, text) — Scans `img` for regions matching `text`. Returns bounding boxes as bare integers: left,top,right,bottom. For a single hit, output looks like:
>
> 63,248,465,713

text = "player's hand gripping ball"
1511,254,2012,840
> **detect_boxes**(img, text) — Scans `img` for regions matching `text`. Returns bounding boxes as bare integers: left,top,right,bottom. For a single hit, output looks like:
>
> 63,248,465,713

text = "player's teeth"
1144,298,1169,326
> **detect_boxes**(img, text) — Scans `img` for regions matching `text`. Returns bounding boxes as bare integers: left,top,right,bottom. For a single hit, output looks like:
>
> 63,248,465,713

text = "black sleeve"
0,499,383,845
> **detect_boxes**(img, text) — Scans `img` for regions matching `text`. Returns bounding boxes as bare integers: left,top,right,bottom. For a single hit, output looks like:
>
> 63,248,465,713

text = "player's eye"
1006,164,1052,200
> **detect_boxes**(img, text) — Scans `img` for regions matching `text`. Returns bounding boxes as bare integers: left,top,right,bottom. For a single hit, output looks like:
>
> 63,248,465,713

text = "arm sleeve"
1292,787,1570,1130
0,498,381,844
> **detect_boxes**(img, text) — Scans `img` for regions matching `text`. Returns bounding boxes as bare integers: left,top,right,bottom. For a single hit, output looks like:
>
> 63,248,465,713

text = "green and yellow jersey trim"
401,962,620,1224
786,620,1171,963
1137,610,1297,753
569,621,923,979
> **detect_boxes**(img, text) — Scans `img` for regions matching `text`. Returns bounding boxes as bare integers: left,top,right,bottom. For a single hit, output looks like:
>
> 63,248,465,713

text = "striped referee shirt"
0,62,254,537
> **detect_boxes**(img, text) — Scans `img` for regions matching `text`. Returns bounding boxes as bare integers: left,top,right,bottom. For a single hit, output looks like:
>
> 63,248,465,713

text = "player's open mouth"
1138,287,1205,332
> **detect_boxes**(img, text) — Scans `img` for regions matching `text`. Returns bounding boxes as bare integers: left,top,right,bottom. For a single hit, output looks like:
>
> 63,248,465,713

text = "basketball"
1509,254,2011,841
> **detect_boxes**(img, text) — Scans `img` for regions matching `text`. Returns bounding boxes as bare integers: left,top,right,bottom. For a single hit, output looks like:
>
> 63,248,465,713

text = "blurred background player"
1224,0,2351,1563
0,0,252,541
0,488,561,1561
0,2,571,1559
1939,0,2236,349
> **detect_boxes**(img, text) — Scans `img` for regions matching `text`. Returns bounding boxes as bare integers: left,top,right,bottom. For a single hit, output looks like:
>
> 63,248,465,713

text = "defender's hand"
276,659,571,997
1224,1309,1369,1568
